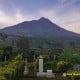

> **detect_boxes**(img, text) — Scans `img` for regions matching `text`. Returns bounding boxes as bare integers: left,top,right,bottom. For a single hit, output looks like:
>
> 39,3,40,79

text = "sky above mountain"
0,0,80,33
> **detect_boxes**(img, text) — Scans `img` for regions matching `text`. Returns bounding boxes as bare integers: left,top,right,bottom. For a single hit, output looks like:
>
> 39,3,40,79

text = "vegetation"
44,61,57,72
0,33,80,80
57,49,80,64
57,61,73,72
63,71,80,80
17,36,30,57
0,54,25,80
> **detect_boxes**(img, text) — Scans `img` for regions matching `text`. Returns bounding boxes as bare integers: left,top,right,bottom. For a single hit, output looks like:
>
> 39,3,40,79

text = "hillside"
0,17,80,39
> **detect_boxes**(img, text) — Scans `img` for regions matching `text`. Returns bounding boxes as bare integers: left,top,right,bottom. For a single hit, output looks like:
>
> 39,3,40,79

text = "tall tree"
17,36,30,57
0,33,8,41
2,46,13,61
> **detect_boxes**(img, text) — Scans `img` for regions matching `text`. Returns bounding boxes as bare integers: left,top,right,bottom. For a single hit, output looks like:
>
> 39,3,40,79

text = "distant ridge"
0,17,80,39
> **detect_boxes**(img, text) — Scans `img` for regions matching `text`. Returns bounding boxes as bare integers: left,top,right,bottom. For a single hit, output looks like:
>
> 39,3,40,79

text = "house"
73,64,80,71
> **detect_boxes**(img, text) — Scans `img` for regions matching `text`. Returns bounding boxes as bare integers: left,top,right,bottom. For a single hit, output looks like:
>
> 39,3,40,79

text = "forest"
0,32,80,80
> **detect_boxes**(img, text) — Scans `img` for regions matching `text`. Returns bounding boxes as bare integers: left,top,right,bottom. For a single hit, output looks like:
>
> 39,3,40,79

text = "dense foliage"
17,36,30,58
57,49,80,64
0,54,25,80
57,61,73,72
64,71,80,80
44,61,57,72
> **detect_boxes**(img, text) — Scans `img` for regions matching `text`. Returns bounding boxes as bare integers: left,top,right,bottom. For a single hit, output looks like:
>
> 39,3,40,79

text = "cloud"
0,8,80,34
39,9,80,33
58,0,69,4
37,0,80,34
58,0,78,5
0,9,35,28
0,0,80,34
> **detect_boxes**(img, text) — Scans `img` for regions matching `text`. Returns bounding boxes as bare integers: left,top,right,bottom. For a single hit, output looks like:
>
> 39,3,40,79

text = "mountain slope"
0,17,80,39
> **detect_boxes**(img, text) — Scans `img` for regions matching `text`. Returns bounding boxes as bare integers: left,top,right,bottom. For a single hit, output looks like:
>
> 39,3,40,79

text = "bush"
66,72,80,80
57,61,73,72
0,54,25,80
0,76,7,80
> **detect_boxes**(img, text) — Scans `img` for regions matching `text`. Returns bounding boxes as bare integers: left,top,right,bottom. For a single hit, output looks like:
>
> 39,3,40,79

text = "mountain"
0,17,80,39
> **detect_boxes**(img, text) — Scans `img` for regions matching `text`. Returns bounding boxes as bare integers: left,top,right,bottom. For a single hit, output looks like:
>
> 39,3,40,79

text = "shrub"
0,76,7,80
0,54,25,80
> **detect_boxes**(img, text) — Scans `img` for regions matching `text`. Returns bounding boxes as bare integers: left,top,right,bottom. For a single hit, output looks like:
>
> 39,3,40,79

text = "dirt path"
16,76,55,80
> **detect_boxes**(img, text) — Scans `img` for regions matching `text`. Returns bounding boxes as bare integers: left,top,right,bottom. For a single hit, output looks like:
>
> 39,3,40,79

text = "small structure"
73,64,80,71
24,58,28,75
46,70,55,78
37,56,45,76
37,56,55,78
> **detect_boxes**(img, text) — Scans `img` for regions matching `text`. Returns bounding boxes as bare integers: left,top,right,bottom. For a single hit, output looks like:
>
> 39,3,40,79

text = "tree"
57,50,80,64
57,61,73,73
0,33,8,41
27,49,35,62
50,48,63,60
2,46,13,61
3,46,13,54
17,36,30,57
51,48,63,54
44,61,54,71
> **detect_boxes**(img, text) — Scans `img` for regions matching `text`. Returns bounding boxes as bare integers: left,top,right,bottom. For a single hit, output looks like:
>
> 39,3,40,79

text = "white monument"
37,56,55,78
39,58,43,73
37,56,45,76
24,58,28,75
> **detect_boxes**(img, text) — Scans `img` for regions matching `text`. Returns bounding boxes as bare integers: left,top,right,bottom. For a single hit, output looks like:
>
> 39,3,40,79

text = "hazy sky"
0,0,80,33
